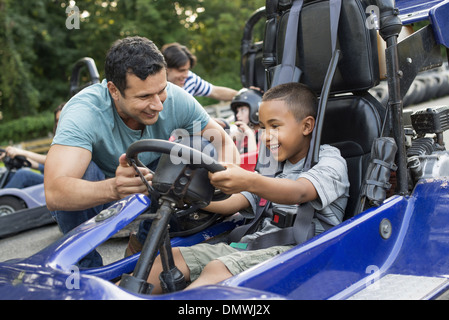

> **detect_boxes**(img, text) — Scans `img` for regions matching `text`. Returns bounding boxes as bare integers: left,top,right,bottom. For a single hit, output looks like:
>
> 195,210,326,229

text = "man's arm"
44,145,151,211
201,119,240,165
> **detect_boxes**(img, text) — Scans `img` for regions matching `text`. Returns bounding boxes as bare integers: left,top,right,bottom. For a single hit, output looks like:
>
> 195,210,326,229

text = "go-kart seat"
265,0,386,220
321,94,385,220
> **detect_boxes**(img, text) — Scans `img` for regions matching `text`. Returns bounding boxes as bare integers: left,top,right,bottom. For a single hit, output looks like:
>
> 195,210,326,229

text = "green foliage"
181,0,265,89
0,112,53,145
0,0,265,125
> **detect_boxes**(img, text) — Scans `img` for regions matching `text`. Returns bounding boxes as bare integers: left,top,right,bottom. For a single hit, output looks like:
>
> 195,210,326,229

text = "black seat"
259,0,386,220
322,94,385,220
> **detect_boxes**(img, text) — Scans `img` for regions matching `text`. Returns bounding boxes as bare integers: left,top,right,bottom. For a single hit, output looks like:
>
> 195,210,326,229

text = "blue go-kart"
2,0,449,300
0,150,51,238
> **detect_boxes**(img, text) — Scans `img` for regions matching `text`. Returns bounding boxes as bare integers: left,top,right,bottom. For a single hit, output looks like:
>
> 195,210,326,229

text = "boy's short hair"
263,82,318,122
105,36,166,96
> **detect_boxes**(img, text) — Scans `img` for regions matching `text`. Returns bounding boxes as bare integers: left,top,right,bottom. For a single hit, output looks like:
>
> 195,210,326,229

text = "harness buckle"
272,207,296,228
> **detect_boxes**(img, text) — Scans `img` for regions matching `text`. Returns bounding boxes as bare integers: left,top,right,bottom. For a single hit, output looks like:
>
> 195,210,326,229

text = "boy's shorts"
179,242,292,282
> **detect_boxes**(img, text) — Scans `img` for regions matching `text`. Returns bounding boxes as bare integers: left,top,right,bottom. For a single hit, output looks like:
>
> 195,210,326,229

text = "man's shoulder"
65,81,111,114
71,79,109,101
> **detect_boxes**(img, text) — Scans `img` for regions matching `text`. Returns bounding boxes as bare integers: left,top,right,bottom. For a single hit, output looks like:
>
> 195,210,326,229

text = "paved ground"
0,223,130,265
1,96,448,267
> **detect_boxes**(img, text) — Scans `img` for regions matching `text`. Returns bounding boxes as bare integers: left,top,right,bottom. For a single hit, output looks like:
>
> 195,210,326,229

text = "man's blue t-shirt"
53,80,210,178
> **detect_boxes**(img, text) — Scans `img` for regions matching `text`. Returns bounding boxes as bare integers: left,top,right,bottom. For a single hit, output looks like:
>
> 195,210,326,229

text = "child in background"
230,88,263,153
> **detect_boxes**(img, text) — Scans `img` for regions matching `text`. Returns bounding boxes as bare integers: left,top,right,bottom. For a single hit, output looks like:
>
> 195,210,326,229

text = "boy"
161,42,237,101
147,82,349,292
229,88,263,154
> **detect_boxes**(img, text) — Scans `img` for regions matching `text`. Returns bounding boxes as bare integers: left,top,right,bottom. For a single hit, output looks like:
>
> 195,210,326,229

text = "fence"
20,137,54,154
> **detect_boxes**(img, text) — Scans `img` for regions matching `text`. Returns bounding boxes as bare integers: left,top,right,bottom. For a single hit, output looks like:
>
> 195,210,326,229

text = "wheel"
126,138,229,236
0,196,27,217
122,138,229,294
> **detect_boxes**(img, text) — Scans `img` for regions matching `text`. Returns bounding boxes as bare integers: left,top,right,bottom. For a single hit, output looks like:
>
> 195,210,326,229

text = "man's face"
166,61,190,88
109,69,168,130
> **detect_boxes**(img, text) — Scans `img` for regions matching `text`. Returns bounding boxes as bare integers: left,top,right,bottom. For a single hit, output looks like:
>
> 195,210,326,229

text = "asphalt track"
1,96,449,267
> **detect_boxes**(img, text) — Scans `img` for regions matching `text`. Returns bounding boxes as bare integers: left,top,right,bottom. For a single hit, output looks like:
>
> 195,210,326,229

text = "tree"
0,0,41,120
0,0,265,123
177,0,265,105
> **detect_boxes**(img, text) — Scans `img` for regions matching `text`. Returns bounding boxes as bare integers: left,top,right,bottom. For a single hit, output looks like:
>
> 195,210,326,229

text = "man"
161,43,237,101
44,36,239,267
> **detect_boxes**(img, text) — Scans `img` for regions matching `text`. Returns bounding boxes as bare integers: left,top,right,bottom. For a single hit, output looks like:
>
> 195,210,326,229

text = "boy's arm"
209,164,318,205
203,193,250,216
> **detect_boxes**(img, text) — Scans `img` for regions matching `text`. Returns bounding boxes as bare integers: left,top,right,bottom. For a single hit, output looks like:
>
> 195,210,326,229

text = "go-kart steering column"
159,231,187,292
119,198,185,294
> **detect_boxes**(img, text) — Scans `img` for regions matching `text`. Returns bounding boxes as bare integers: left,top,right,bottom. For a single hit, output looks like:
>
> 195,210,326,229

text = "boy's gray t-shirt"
240,144,349,242
53,80,210,178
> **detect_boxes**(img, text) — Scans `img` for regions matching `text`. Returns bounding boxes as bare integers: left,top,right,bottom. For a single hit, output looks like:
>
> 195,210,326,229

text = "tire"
0,196,27,217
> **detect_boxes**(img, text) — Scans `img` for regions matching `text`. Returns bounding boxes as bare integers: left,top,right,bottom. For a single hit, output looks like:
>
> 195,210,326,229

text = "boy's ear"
302,116,315,136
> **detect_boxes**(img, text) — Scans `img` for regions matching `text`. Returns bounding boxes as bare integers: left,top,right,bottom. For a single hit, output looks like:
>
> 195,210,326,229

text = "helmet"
230,88,263,126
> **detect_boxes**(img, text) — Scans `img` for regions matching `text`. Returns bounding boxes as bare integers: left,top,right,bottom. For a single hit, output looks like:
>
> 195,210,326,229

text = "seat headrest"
321,93,385,154
274,0,380,94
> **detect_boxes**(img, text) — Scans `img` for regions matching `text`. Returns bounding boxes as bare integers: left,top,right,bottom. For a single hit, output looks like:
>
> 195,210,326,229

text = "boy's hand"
209,163,253,194
235,121,253,134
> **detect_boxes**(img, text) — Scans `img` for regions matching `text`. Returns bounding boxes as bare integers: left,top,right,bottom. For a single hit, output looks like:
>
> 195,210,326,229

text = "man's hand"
113,154,153,199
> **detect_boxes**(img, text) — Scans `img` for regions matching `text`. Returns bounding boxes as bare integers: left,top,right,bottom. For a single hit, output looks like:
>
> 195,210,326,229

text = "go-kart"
2,0,449,301
0,57,101,238
0,149,51,237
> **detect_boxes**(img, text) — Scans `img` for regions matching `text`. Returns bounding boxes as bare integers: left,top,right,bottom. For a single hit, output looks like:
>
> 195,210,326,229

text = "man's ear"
302,116,315,136
107,81,120,101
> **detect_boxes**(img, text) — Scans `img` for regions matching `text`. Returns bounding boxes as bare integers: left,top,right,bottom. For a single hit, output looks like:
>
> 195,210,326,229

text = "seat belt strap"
227,160,284,244
271,0,304,87
329,0,342,54
291,0,342,245
241,0,343,250
227,199,271,243
245,202,315,250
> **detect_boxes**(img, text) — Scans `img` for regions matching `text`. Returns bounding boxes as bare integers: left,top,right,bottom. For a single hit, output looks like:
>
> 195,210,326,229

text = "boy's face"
259,100,314,164
235,105,250,124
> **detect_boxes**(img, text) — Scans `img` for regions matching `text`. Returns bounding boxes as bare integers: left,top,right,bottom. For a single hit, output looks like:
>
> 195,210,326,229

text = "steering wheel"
0,149,32,171
126,139,229,237
127,139,225,170
121,139,231,294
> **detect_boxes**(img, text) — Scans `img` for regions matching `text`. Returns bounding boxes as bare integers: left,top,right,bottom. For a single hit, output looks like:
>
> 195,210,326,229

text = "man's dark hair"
161,42,197,69
105,36,167,96
263,82,318,122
